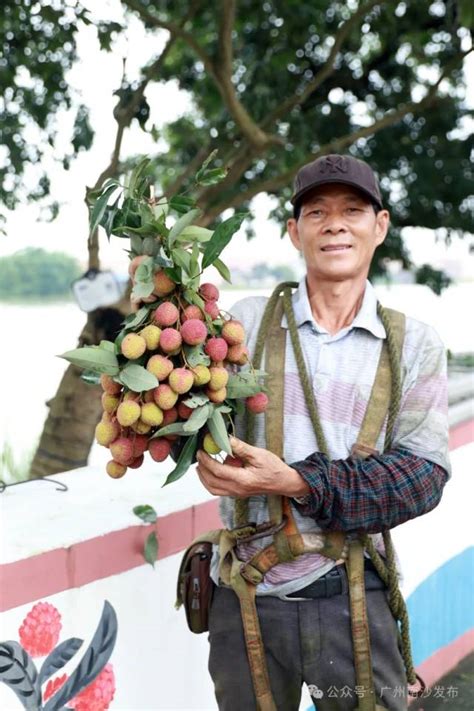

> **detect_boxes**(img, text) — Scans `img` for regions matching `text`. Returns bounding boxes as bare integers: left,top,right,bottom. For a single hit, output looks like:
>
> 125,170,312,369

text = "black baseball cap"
291,154,383,210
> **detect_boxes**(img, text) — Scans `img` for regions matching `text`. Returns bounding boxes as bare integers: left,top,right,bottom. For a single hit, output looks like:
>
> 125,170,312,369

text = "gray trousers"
207,568,408,711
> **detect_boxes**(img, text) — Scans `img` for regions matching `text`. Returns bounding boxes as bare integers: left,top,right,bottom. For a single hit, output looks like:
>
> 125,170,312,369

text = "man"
195,154,450,711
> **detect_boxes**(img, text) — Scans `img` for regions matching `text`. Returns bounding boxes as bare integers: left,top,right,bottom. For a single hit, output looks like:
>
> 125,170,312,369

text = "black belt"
286,558,386,599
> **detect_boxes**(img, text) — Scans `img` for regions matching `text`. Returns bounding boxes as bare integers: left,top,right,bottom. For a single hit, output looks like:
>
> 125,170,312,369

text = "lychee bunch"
94,267,268,478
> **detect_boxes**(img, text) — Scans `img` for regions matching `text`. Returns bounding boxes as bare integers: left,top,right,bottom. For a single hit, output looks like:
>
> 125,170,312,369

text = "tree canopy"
2,0,473,278
0,247,82,298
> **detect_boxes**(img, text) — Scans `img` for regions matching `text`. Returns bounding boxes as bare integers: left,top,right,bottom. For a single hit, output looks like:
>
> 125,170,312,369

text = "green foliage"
0,248,82,299
0,438,37,484
415,264,452,295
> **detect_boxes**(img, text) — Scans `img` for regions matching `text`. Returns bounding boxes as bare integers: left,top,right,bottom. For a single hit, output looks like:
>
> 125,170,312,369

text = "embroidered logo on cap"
319,155,349,174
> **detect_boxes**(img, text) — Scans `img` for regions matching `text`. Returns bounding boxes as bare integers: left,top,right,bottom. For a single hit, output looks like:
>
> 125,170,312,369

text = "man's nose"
322,218,347,233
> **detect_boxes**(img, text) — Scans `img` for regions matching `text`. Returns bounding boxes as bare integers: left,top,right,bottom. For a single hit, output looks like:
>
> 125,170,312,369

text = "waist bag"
178,541,215,634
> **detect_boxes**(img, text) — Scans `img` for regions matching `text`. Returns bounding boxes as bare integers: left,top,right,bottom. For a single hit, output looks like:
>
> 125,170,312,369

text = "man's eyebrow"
303,194,367,206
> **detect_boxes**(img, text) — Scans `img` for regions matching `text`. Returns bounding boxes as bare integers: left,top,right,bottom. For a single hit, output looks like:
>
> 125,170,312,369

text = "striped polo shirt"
210,277,450,598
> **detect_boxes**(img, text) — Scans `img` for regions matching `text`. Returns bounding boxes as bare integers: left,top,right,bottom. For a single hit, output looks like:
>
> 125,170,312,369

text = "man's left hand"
195,436,310,498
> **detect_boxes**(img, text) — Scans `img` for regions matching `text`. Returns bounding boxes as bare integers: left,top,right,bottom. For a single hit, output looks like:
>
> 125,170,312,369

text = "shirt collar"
281,276,386,339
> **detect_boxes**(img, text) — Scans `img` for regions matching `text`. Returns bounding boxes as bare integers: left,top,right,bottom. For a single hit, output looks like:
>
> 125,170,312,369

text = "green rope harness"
234,283,418,690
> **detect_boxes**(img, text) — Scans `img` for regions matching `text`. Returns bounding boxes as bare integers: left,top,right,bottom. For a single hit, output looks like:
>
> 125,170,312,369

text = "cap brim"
291,177,383,209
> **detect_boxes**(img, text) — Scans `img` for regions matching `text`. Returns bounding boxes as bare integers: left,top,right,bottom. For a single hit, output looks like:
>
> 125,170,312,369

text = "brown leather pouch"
179,542,215,634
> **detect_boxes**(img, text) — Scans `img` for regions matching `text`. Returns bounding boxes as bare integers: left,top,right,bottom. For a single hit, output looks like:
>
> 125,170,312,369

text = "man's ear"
375,209,390,246
287,217,301,251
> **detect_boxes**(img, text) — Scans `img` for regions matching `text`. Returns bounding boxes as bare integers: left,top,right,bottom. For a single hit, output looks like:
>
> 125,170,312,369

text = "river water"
1,283,473,473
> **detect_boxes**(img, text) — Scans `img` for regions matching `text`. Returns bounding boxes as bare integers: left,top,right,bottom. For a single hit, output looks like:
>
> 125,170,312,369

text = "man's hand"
195,436,310,498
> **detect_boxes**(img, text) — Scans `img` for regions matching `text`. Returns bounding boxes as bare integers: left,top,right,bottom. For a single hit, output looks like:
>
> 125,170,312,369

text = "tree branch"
262,0,383,129
202,47,473,220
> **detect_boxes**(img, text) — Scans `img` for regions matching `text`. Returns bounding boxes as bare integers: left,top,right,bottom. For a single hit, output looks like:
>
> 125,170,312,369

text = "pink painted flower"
43,673,68,702
19,602,62,657
69,663,116,711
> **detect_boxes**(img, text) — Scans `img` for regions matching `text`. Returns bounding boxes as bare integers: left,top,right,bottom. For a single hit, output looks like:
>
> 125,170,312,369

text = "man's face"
287,183,389,282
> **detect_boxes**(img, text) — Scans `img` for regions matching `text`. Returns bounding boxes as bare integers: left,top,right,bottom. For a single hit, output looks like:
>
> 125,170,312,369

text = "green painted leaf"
202,213,248,269
144,531,158,567
168,208,202,247
183,344,211,367
208,409,232,455
59,346,119,375
182,392,210,408
183,403,211,432
162,434,198,486
133,505,157,524
118,364,158,392
213,257,232,283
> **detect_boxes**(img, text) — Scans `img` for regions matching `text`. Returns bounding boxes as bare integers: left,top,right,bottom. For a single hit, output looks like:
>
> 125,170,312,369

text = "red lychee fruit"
208,366,229,391
222,320,245,346
159,328,182,354
140,324,161,350
153,270,175,297
146,354,174,381
246,392,269,414
206,386,227,403
116,400,141,427
100,374,122,395
121,333,147,360
162,406,178,426
153,383,179,410
140,402,164,426
148,438,172,462
128,454,144,469
177,402,193,419
131,434,148,458
106,461,127,478
95,420,120,447
154,301,179,327
182,305,204,321
204,337,228,361
110,437,134,465
101,392,120,415
224,455,244,468
204,300,220,320
199,283,219,302
180,319,208,346
226,343,248,364
169,367,194,394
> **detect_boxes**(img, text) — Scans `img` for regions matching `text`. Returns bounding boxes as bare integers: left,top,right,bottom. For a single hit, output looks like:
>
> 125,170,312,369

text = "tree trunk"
29,290,131,478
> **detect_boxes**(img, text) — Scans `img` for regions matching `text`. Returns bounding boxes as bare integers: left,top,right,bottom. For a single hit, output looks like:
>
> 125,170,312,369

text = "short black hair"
293,201,381,220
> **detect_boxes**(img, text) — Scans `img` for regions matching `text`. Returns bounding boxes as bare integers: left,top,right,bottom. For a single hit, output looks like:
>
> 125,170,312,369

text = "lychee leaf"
130,234,143,253
171,247,192,274
118,364,158,392
81,370,102,385
131,281,154,299
150,422,196,438
208,410,232,455
183,289,206,311
226,372,264,399
202,212,248,269
135,257,154,281
169,195,197,214
183,403,211,433
162,433,198,486
59,346,119,375
213,257,232,283
99,340,115,352
184,344,211,367
122,306,149,329
196,167,228,187
168,208,202,247
153,196,168,220
89,183,120,238
182,392,210,408
133,504,157,524
177,225,213,243
144,531,159,567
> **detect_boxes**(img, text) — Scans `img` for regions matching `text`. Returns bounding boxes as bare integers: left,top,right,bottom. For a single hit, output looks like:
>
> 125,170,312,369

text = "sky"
1,0,473,282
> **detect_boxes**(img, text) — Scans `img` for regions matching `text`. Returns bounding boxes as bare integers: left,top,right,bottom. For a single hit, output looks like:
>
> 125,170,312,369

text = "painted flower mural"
0,600,117,710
